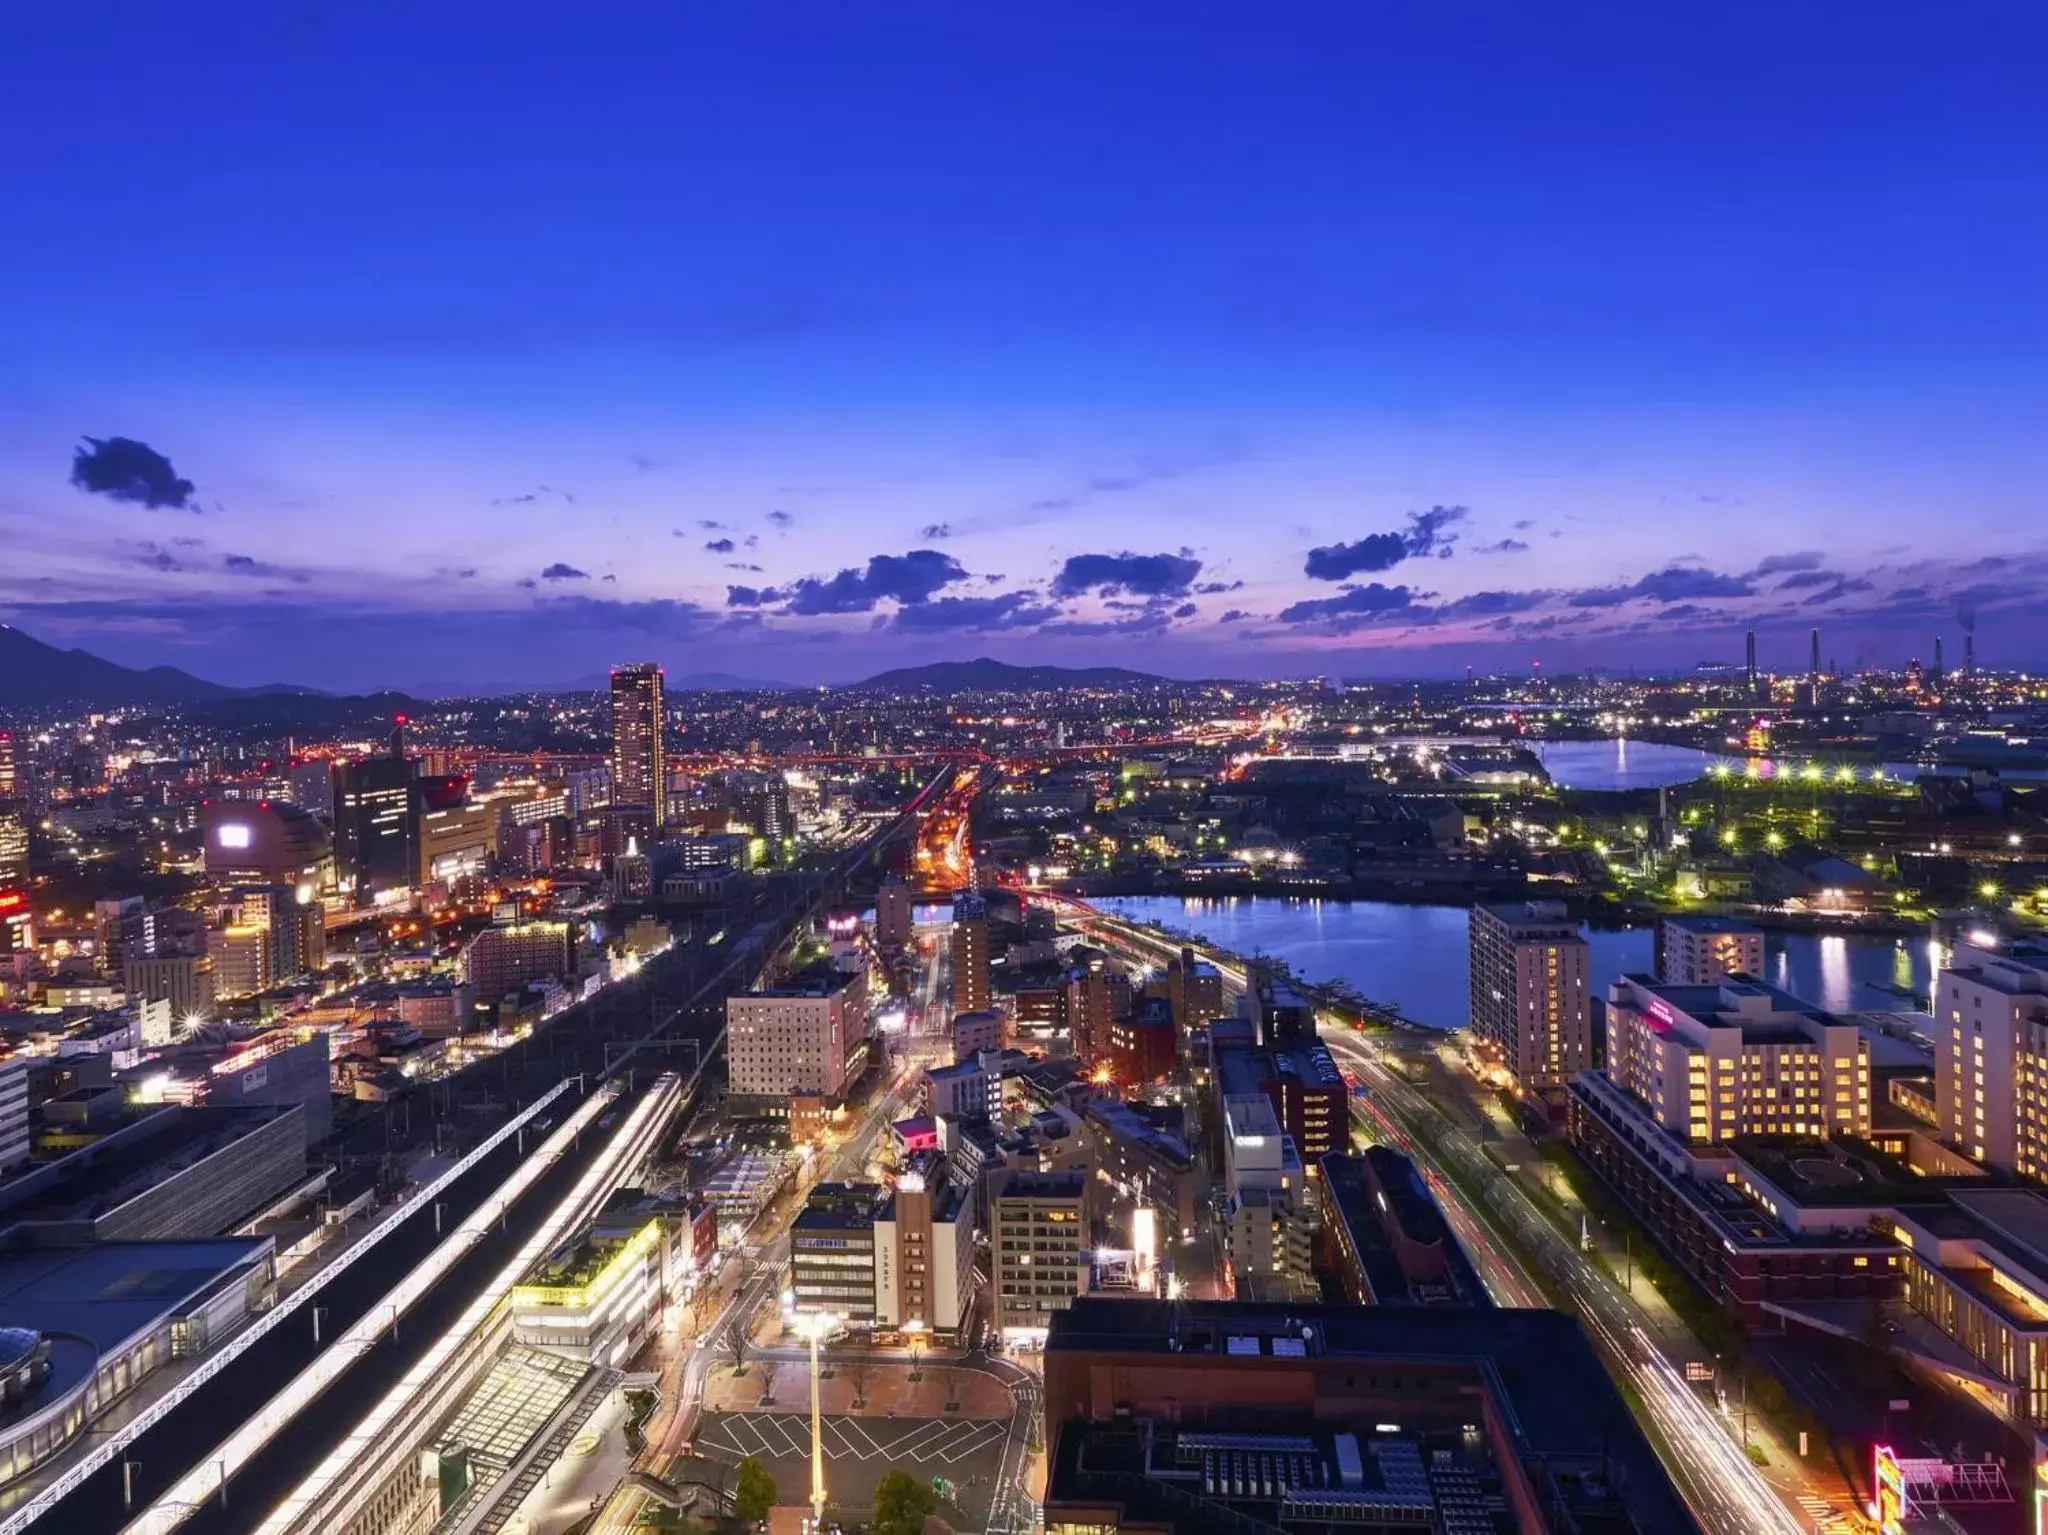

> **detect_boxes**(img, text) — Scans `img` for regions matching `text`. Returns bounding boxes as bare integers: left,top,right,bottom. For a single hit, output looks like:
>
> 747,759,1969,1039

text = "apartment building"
1935,939,2048,1176
992,1168,1088,1345
1470,901,1591,1095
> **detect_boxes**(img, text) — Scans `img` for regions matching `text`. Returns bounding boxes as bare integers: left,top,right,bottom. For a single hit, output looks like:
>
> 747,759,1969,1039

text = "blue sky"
4,3,2047,691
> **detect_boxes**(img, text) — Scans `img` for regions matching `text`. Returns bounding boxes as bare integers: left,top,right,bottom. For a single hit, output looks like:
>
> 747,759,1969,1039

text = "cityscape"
7,9,2048,1535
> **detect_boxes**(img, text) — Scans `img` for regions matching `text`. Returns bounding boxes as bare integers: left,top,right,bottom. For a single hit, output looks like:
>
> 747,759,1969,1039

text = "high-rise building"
1935,939,2048,1176
1655,915,1764,986
333,726,417,901
1601,974,1869,1143
123,952,217,1024
874,1153,976,1337
1065,949,1131,1063
951,892,991,1015
1809,626,1822,704
1166,948,1224,1029
874,874,913,951
460,921,573,1004
1221,1095,1316,1300
992,1168,1088,1344
726,967,869,1105
1469,901,1590,1095
0,1056,27,1175
1744,630,1758,697
0,807,26,887
790,1182,882,1324
609,663,667,829
1932,634,1946,688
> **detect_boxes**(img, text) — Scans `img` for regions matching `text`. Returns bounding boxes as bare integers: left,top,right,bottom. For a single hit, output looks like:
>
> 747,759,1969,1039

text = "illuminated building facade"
333,727,417,901
1655,914,1765,986
992,1168,1087,1344
951,891,990,1015
727,967,868,1106
873,1155,975,1336
1935,938,2048,1176
1606,974,1871,1142
874,874,913,950
608,663,667,829
1469,900,1590,1095
199,799,332,892
510,1217,672,1367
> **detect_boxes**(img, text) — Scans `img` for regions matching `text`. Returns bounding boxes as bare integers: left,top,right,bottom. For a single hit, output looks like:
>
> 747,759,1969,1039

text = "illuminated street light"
791,1310,839,1528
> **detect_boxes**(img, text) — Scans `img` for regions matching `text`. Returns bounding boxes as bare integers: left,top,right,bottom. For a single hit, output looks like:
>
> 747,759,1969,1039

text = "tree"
870,1469,939,1535
724,1311,751,1376
845,1354,875,1410
732,1456,778,1525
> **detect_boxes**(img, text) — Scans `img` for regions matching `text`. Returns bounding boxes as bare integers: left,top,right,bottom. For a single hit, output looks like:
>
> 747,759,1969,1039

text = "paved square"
694,1411,1012,1527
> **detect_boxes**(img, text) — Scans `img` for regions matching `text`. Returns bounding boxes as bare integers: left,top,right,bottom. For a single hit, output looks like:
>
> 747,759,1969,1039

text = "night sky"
5,4,2047,692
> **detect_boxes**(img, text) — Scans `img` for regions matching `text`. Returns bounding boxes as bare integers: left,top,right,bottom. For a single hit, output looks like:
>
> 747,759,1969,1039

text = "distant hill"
852,657,1168,691
0,623,266,708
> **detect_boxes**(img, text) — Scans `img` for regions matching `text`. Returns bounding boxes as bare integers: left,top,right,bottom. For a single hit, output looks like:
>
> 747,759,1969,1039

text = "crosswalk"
1795,1492,1854,1532
697,1411,1007,1467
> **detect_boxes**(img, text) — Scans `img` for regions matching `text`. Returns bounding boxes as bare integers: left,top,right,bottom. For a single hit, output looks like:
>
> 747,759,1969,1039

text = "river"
1093,894,1947,1030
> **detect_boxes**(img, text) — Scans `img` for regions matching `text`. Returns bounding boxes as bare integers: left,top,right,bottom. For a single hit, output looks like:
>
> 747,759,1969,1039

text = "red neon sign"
0,891,25,914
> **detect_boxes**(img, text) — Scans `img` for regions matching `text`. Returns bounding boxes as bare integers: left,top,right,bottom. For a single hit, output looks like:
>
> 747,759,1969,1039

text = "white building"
0,1057,26,1175
1221,1095,1315,1297
1935,939,2048,1176
726,967,869,1103
1606,974,1870,1143
1658,915,1766,986
873,1159,976,1336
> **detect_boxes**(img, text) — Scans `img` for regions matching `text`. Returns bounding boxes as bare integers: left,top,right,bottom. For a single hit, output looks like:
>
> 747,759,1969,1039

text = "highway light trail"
120,1077,648,1535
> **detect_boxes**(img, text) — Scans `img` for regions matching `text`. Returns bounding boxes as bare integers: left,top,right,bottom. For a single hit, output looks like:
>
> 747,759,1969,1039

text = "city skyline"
7,6,2048,691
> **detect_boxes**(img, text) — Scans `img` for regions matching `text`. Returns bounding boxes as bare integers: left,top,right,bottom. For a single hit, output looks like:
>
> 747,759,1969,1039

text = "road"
1062,898,1811,1535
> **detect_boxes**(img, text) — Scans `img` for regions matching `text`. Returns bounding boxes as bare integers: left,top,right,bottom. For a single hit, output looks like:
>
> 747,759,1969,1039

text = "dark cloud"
123,540,188,573
782,549,969,615
539,563,589,581
1218,609,1248,623
1802,580,1874,605
698,520,728,531
725,585,783,608
920,523,955,539
705,538,736,553
540,596,717,636
71,436,198,511
767,510,795,527
1475,538,1529,554
516,578,537,590
1303,505,1468,581
1038,611,1176,638
1051,551,1203,600
1748,551,1825,577
1510,519,1535,532
492,493,539,506
1277,583,1418,624
222,553,308,583
1568,566,1753,607
890,593,1060,633
1432,589,1548,618
1194,580,1243,594
456,568,477,579
1775,570,1837,590
725,561,764,572
1171,602,1199,619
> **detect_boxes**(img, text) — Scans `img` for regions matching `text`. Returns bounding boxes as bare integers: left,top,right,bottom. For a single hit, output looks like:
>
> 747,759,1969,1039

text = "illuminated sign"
0,890,24,913
1646,997,1676,1029
1875,1444,1906,1535
216,823,253,849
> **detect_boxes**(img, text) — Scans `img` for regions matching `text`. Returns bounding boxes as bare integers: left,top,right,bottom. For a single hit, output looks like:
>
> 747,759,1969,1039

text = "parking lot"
694,1411,1009,1525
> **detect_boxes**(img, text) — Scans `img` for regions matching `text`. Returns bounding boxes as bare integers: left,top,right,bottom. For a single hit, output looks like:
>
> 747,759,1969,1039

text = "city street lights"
792,1310,838,1531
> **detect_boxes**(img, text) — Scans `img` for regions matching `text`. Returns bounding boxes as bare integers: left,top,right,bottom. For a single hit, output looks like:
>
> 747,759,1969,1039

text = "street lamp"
791,1310,839,1530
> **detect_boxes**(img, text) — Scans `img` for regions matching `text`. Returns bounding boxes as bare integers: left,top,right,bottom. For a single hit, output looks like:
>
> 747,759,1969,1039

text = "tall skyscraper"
1932,634,1945,688
333,723,416,902
609,663,667,829
1935,939,2048,1175
1808,626,1822,705
951,892,991,1016
874,874,913,950
0,807,26,887
1469,900,1590,1095
1743,631,1757,698
1966,630,1977,680
0,729,15,799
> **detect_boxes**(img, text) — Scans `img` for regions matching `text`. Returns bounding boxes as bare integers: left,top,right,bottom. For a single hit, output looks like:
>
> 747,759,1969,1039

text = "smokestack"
1966,631,1976,679
1933,635,1944,686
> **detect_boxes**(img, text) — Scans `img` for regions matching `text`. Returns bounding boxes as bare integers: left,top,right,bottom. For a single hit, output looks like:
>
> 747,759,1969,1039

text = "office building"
510,1209,685,1368
1248,960,1317,1047
333,726,418,901
873,1154,975,1337
1222,1095,1316,1300
0,889,29,959
200,799,331,891
1605,974,1870,1142
1103,997,1176,1087
951,892,991,1015
460,921,572,1004
1469,900,1590,1095
1041,1300,1699,1535
925,1049,1003,1123
726,966,869,1105
992,1168,1088,1345
1656,914,1765,986
1214,1042,1346,1162
789,1182,882,1324
134,1032,335,1147
0,808,25,888
609,663,667,828
1166,949,1224,1030
1745,629,1758,697
1935,938,2048,1176
209,885,325,996
0,1058,26,1176
417,797,495,886
874,875,913,951
951,1008,1004,1060
0,730,14,799
1065,950,1131,1064
123,952,216,1025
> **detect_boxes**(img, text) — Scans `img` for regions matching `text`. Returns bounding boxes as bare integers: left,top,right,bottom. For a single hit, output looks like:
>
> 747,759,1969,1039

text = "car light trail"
0,1077,575,1535
120,1077,652,1535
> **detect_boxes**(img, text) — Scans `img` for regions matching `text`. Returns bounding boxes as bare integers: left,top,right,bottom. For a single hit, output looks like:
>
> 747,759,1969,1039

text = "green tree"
732,1456,778,1526
871,1468,939,1535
